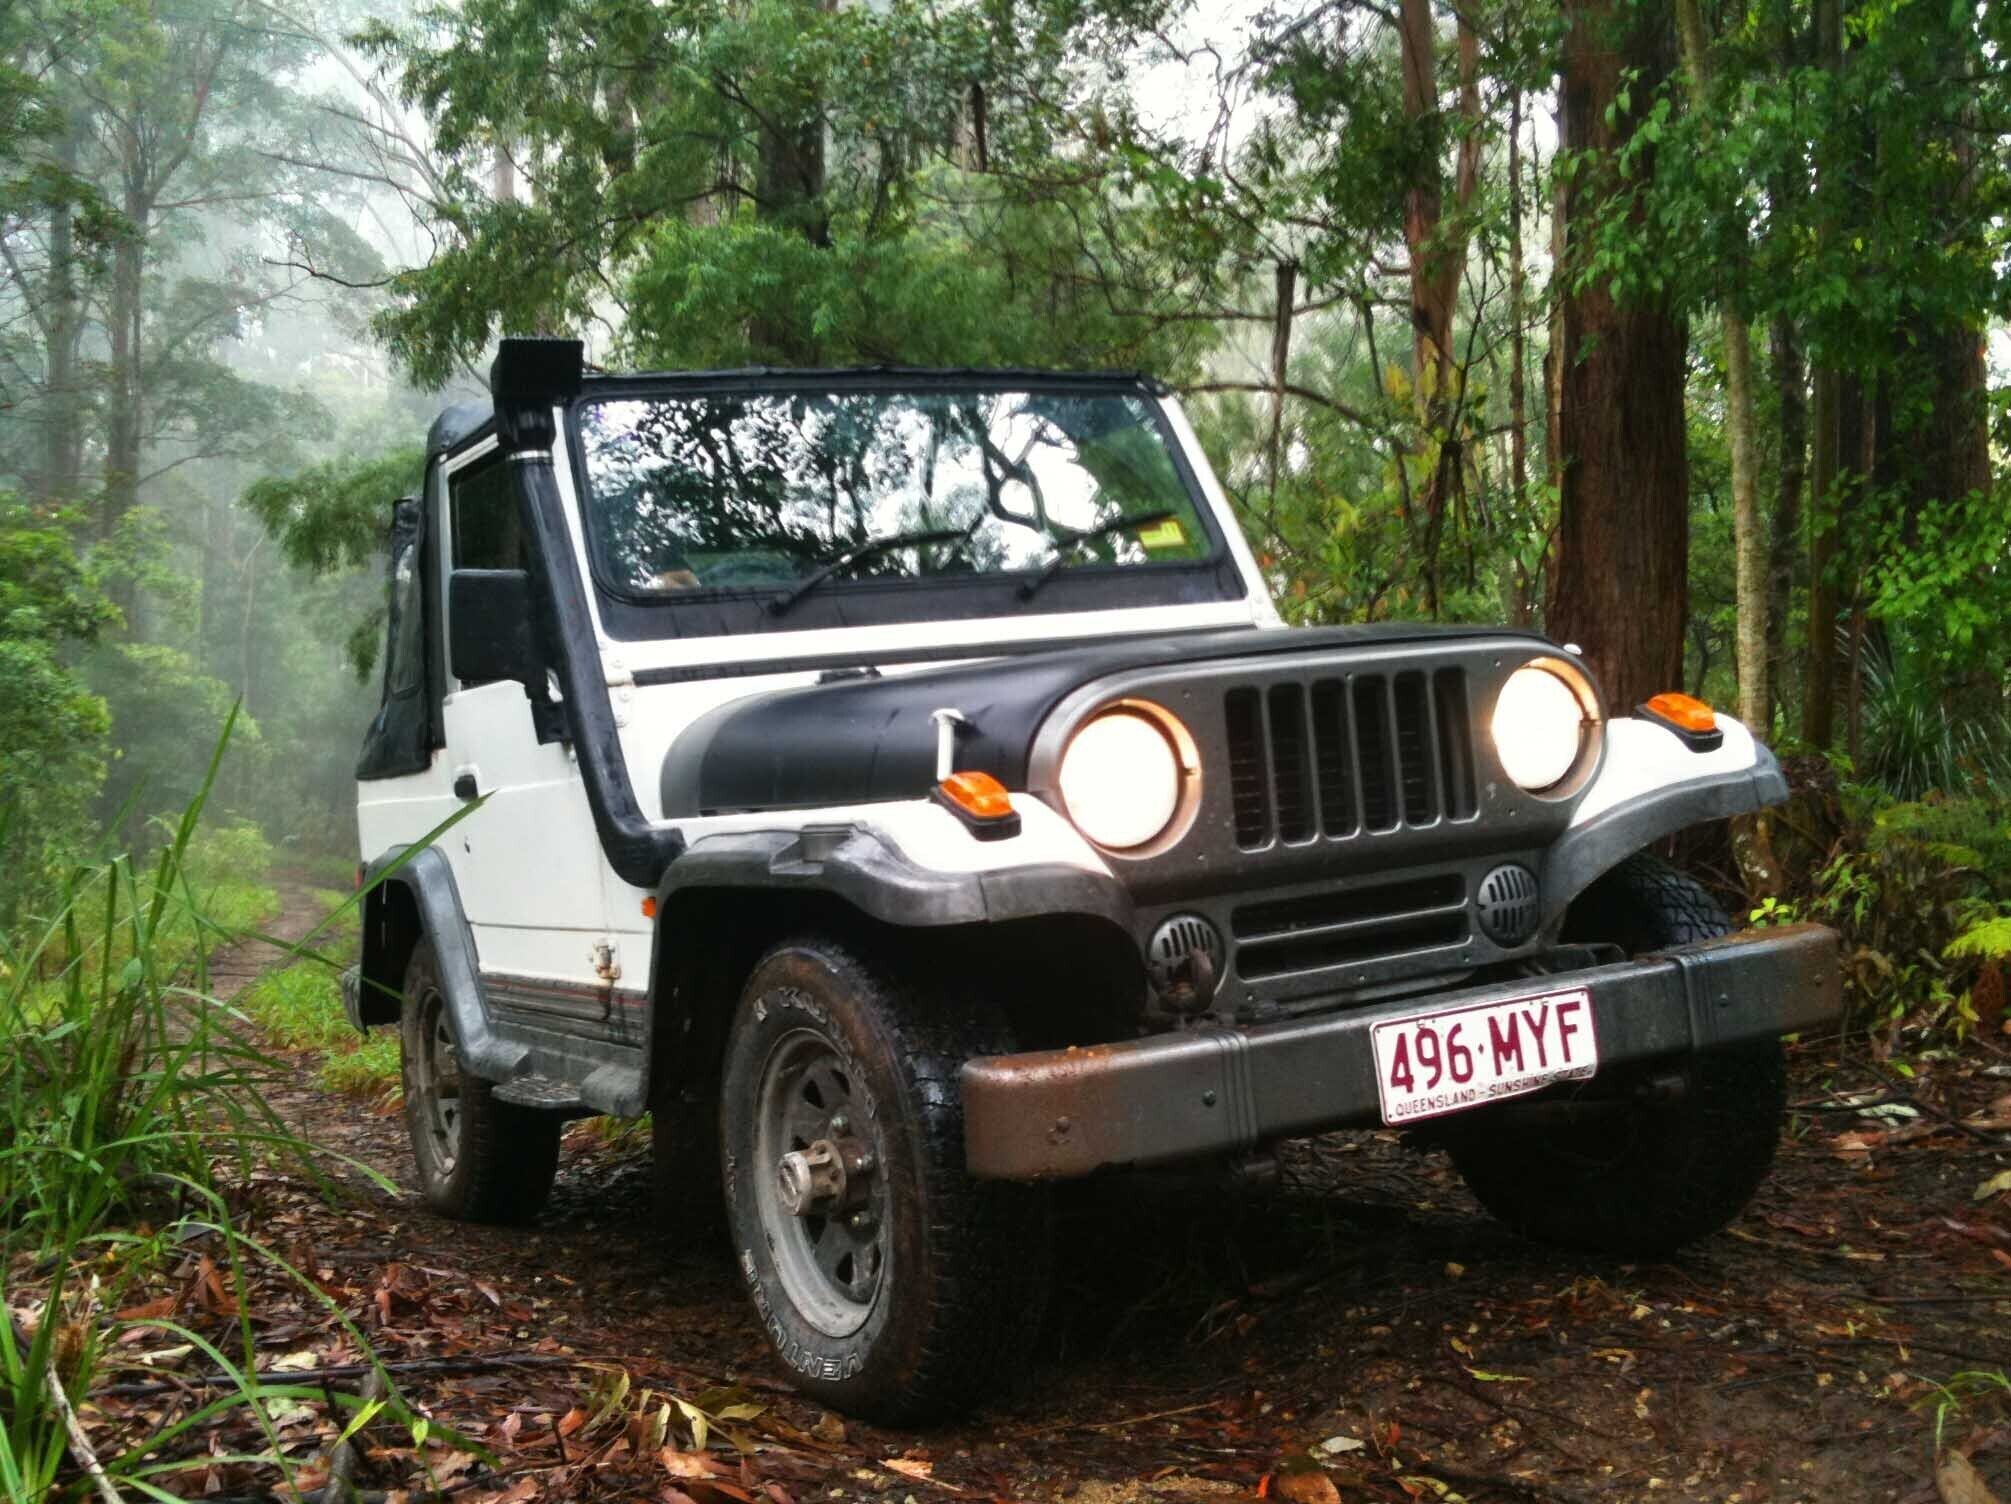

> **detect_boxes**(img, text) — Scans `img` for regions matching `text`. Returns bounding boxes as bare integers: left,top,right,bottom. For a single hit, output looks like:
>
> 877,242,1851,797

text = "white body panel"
357,393,1267,994
1568,714,1760,827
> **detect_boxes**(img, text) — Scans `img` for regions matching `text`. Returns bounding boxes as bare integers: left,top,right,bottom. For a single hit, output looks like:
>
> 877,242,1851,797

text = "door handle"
453,772,479,801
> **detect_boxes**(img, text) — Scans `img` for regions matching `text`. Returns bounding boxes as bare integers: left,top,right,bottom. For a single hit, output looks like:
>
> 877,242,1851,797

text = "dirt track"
192,890,2011,1504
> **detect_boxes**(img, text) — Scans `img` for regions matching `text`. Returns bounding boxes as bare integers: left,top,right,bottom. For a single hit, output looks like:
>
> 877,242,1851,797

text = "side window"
450,458,523,570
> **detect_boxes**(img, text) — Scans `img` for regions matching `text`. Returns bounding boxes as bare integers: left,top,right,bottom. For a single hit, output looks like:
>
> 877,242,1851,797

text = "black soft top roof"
425,366,1170,464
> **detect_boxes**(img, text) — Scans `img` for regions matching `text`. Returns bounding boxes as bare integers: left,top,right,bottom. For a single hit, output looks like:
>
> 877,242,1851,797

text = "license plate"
1371,987,1598,1125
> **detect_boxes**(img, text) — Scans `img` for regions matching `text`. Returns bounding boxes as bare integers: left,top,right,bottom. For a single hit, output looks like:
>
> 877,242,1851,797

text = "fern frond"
1945,915,2011,961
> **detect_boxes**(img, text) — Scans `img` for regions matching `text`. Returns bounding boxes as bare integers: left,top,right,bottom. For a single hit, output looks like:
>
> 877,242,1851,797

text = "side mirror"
449,569,543,686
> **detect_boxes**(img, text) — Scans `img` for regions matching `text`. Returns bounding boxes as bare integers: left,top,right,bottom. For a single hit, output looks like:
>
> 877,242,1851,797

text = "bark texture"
1547,0,1690,712
1767,318,1806,727
1801,0,1845,748
1675,0,1767,732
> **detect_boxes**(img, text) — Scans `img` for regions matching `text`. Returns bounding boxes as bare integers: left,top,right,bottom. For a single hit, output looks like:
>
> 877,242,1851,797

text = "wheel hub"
776,1135,876,1216
753,1030,888,1337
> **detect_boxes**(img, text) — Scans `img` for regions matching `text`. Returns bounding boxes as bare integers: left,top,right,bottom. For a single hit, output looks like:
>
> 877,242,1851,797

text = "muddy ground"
100,887,2011,1504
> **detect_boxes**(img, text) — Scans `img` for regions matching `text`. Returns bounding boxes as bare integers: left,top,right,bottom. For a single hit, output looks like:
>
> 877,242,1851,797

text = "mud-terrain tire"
1443,853,1787,1257
719,934,1051,1423
399,937,561,1224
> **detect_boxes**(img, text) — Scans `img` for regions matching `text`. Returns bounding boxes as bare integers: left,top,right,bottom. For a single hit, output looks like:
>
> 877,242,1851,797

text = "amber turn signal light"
1644,692,1714,732
1637,691,1724,751
939,770,1013,818
930,770,1023,840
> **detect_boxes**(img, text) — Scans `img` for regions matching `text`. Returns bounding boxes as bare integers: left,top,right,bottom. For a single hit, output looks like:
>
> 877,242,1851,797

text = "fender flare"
642,825,1141,1106
650,825,1136,934
1538,745,1790,926
352,846,528,1085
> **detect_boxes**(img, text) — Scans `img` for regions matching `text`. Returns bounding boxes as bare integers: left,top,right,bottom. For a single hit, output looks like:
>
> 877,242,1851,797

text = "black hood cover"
659,623,1542,818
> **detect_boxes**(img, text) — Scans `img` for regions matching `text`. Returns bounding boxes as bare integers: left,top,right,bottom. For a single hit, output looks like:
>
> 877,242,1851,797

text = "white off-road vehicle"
344,337,1839,1421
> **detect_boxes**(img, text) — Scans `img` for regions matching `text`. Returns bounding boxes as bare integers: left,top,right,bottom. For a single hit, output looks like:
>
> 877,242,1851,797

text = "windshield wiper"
767,525,973,616
1017,510,1178,602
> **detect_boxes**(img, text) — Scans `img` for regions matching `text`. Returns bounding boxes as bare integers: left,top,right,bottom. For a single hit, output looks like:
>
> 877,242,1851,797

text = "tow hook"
1634,1072,1689,1106
774,1136,875,1217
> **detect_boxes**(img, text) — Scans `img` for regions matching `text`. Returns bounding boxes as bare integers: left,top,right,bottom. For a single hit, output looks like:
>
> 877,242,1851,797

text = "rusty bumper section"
961,923,1840,1181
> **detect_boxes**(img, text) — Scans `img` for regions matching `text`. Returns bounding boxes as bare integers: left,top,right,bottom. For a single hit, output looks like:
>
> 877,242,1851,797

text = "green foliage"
0,724,430,1501
244,447,426,578
356,0,1208,383
1755,787,2011,1048
242,446,424,680
1855,633,2011,800
1861,486,2011,679
234,887,395,1099
1946,916,2011,964
1921,1370,2011,1455
0,500,114,929
90,642,261,845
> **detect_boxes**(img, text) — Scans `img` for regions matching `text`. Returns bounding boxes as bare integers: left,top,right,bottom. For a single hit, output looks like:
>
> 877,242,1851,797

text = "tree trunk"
1913,318,1990,519
1546,0,1690,712
1506,90,1529,511
1675,0,1767,732
749,111,828,359
1544,100,1567,506
1400,0,1448,404
1721,322,1767,729
1766,317,1805,726
1804,364,1840,747
104,179,147,545
1801,0,1844,748
1398,1,1482,614
39,127,86,507
1267,260,1296,497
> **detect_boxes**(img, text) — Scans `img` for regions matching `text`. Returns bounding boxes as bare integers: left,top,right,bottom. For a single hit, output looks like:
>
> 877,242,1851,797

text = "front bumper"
961,922,1839,1180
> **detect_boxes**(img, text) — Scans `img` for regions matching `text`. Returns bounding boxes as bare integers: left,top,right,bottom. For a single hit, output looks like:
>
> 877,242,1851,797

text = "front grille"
1225,668,1478,850
1231,873,1467,980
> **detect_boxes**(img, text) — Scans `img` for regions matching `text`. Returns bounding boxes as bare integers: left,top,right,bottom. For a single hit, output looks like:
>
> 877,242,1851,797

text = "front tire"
1442,854,1788,1257
719,934,1051,1423
399,938,561,1224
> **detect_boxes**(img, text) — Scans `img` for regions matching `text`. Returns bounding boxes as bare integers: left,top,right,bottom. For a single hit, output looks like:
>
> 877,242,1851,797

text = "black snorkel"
491,336,685,888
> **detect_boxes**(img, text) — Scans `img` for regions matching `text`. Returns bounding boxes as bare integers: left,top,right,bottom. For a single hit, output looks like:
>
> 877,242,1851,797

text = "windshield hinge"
601,652,635,690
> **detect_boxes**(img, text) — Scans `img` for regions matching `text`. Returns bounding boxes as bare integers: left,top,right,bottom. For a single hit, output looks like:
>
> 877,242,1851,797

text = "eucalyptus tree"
356,0,1219,383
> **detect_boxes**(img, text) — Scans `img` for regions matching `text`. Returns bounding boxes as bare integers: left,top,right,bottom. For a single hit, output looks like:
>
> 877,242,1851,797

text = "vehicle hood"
658,623,1545,818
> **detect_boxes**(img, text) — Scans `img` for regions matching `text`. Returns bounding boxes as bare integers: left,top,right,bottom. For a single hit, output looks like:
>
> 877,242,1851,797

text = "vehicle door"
438,443,619,1004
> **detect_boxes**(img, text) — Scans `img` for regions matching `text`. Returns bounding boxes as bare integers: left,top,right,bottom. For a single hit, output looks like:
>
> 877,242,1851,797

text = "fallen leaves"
1270,1466,1340,1504
1936,1450,2004,1504
1973,1169,2011,1203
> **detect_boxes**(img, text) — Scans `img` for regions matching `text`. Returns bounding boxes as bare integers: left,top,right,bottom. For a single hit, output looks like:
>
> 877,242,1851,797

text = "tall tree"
1674,0,1767,732
1546,0,1689,710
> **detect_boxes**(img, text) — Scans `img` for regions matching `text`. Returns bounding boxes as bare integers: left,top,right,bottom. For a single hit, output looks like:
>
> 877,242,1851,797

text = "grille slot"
1434,667,1479,819
1225,668,1476,850
1225,687,1269,847
1231,874,1467,980
1267,684,1315,843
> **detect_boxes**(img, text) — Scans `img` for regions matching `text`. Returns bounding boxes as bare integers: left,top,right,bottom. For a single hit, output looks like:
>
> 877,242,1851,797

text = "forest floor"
115,882,2011,1504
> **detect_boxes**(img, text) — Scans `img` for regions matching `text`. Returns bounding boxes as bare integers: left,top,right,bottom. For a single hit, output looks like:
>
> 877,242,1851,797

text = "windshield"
574,387,1215,598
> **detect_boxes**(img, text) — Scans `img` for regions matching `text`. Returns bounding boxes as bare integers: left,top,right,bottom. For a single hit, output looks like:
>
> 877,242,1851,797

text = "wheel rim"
410,986,463,1177
752,1026,887,1338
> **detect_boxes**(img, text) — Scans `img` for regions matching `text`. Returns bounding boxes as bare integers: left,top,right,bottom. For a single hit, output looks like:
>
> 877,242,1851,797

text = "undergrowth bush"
1753,778,2011,1051
235,957,400,1101
0,720,422,1500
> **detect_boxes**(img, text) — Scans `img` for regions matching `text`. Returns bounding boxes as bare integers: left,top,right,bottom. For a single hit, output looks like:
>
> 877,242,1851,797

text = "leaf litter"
57,897,2011,1503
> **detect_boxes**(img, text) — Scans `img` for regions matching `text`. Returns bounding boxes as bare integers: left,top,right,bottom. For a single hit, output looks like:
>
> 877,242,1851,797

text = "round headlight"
1491,665,1587,791
1059,709,1185,851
